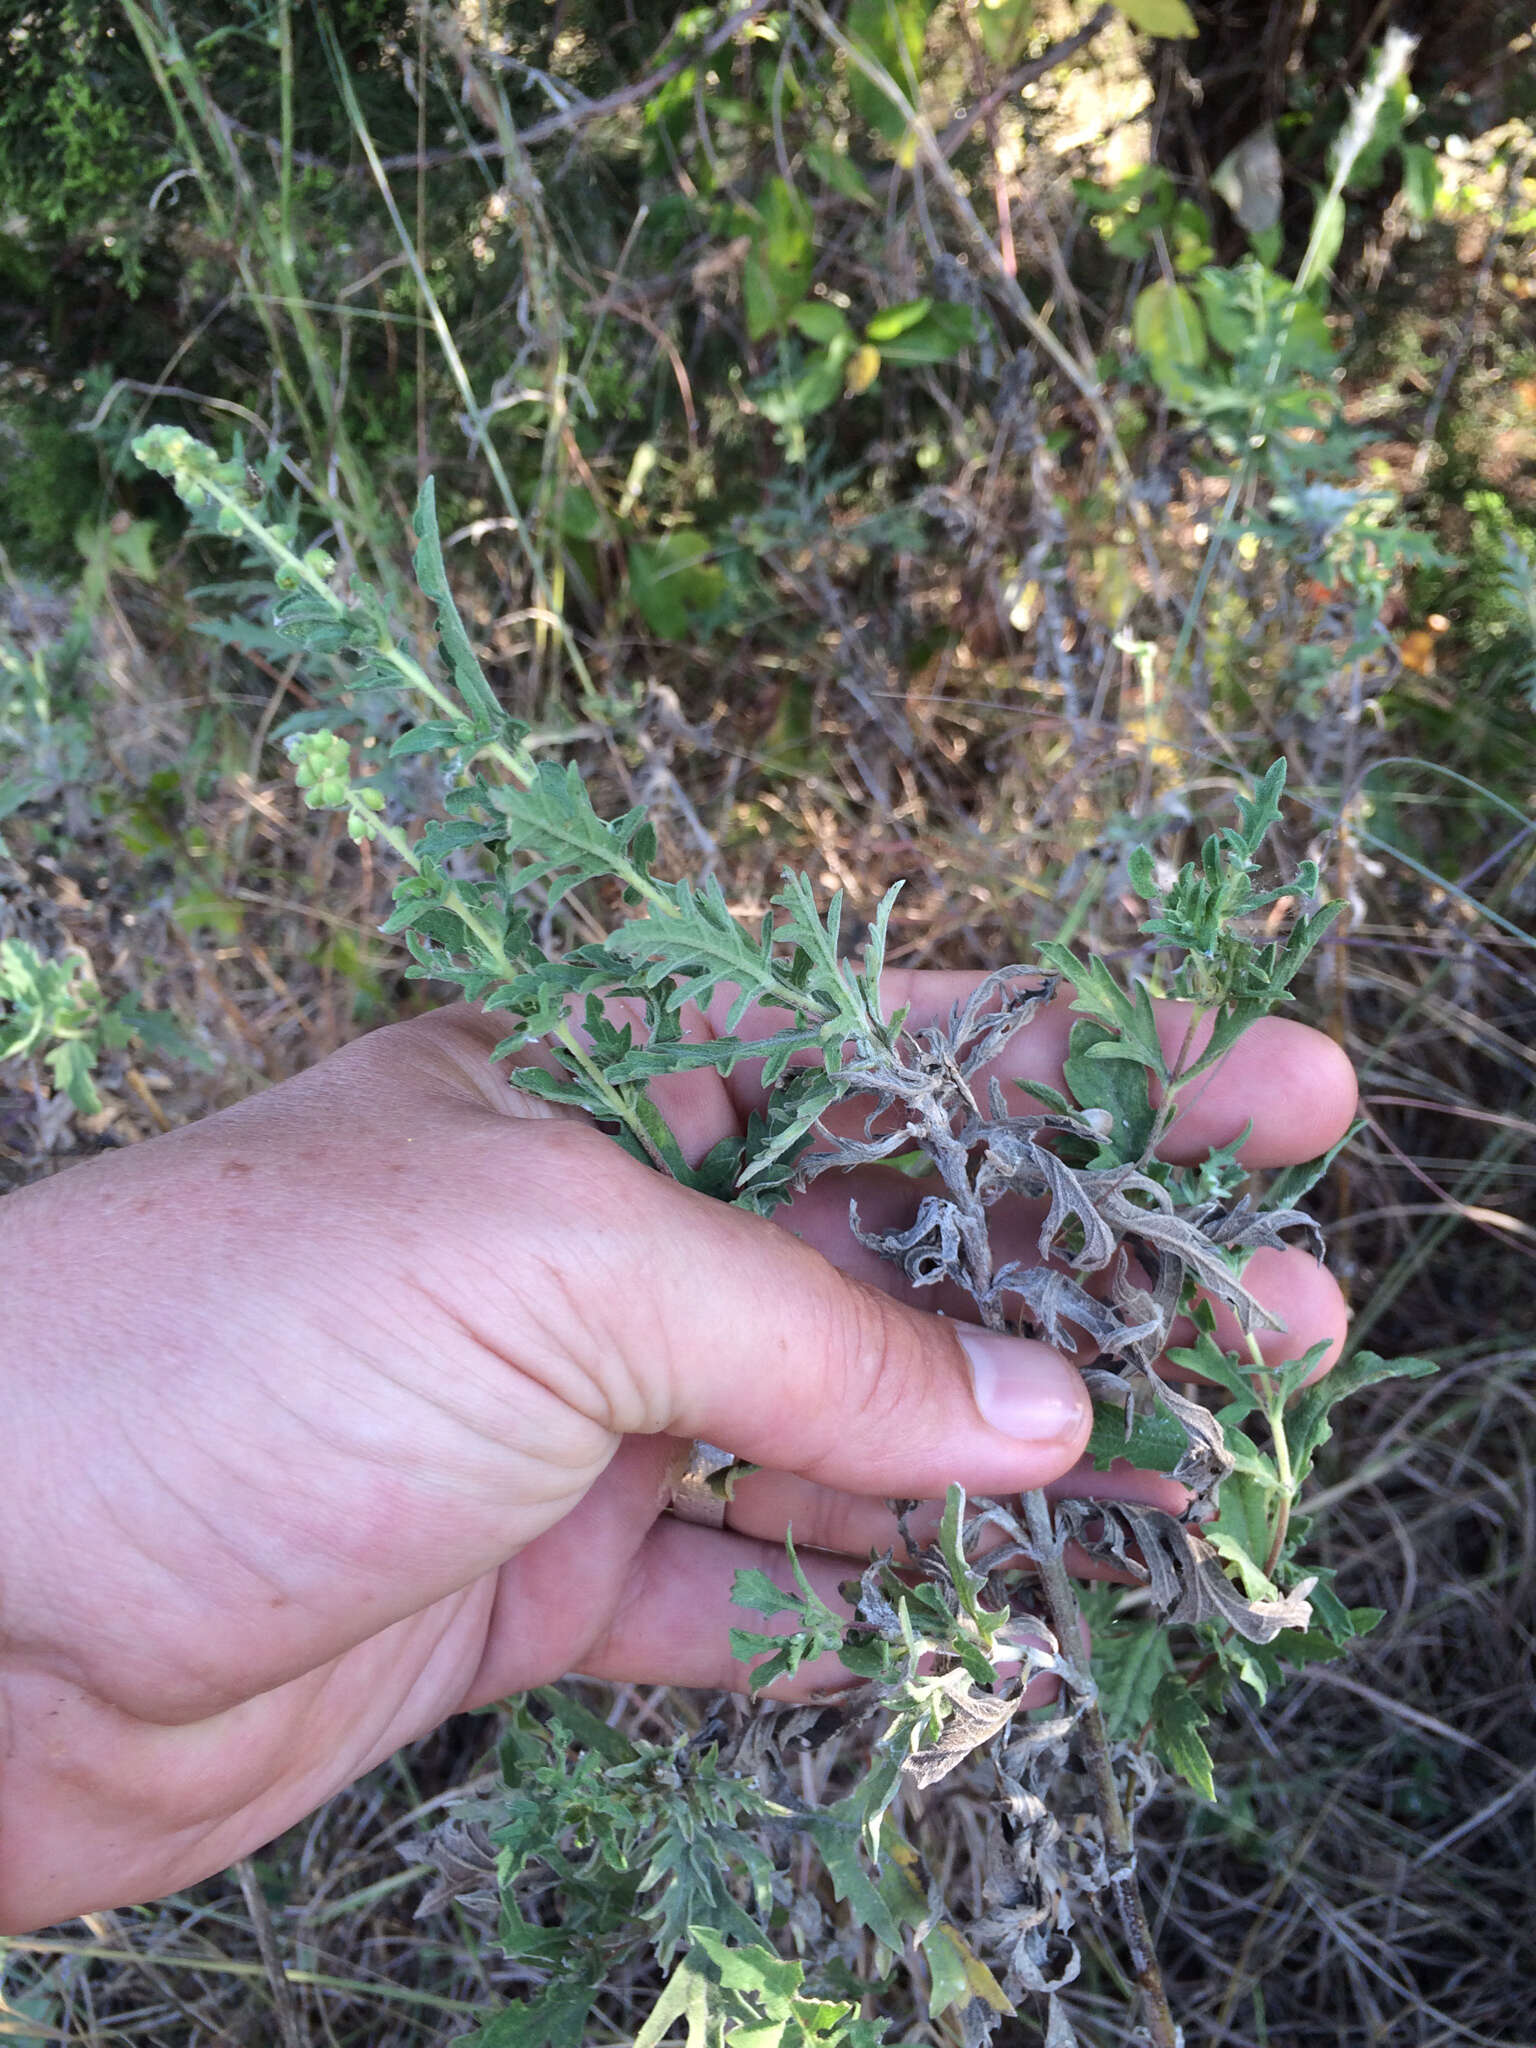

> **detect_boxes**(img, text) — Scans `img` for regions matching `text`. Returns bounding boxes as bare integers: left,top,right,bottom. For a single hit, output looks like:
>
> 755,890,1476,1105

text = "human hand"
0,983,1354,1929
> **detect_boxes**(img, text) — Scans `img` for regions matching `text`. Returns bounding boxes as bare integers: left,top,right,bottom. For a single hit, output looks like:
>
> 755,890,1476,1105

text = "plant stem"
933,1067,1180,2046
1021,1489,1180,2048
1259,1338,1297,1580
360,808,678,1170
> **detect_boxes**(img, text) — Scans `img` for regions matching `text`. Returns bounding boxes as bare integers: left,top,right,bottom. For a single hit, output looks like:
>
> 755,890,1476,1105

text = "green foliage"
1114,0,1198,37
1132,279,1208,390
0,0,416,259
845,0,931,149
0,939,110,1112
1133,758,1342,1024
1,4,1521,2035
144,428,1436,2044
1486,533,1536,707
0,937,190,1115
452,1694,781,2048
742,178,816,340
753,290,977,457
628,530,730,640
650,1935,891,2048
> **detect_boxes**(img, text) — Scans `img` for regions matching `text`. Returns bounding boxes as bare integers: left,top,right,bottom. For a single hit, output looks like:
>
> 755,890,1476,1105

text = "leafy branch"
139,428,1432,2048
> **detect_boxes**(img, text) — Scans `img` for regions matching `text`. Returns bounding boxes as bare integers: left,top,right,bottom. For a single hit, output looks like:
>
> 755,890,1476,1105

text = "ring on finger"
665,1439,736,1528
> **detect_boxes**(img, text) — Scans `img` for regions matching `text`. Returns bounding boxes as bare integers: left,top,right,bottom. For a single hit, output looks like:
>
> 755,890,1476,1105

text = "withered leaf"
850,1191,969,1288
1192,1192,1326,1262
1100,1190,1282,1332
997,1263,1164,1360
1053,1499,1313,1644
906,1685,1022,1788
1030,1141,1120,1271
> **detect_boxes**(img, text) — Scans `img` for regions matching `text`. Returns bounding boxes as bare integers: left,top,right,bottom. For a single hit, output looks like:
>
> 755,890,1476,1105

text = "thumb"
562,1137,1093,1498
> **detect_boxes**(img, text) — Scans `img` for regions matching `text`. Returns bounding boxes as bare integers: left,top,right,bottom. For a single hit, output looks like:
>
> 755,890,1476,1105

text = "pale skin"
0,975,1356,1933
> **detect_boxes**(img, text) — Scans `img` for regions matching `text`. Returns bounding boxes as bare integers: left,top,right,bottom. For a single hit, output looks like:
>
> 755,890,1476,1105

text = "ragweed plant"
0,935,188,1118
135,424,1434,2048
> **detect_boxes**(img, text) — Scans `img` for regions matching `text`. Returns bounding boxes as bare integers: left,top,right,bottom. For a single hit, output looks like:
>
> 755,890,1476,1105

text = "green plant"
134,421,1435,2047
0,936,181,1116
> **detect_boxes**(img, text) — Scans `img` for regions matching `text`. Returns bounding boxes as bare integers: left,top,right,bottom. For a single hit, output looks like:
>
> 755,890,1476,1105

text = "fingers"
1172,1243,1347,1385
780,1168,1350,1383
712,974,1357,1170
543,1136,1092,1499
873,972,1358,1169
570,1515,1061,1709
722,1454,1187,1568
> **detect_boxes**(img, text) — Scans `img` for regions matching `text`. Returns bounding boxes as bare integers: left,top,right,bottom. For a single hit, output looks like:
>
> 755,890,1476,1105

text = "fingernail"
956,1327,1090,1445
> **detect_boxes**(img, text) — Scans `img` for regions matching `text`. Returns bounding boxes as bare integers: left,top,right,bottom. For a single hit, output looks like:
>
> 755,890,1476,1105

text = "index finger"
710,969,1357,1170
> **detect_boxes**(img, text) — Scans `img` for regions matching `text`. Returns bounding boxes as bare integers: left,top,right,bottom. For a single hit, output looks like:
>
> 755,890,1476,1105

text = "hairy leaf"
1149,1672,1215,1799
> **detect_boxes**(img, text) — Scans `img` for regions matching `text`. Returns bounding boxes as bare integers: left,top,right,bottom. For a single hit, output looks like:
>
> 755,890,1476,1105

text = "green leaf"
804,139,874,205
728,2021,789,2048
457,1972,604,2048
790,300,854,346
1261,1117,1363,1213
869,301,976,365
1206,1474,1280,1601
1171,197,1216,272
1086,1399,1192,1476
1288,1349,1437,1488
1305,1576,1372,1647
920,1922,1012,2020
1037,943,1168,1081
691,1929,804,2003
634,1956,716,2048
412,477,504,732
390,718,477,758
528,1685,639,1764
1401,141,1440,221
1127,844,1157,899
1132,279,1209,394
1269,1337,1334,1410
1092,1614,1174,1740
755,348,850,438
732,1567,803,1620
743,177,815,339
805,1815,904,1950
1063,1019,1157,1160
556,485,604,541
864,296,932,341
502,1063,610,1112
45,1036,102,1115
627,531,728,641
847,0,932,149
489,760,656,906
1116,0,1198,37
103,998,206,1069
1150,1672,1215,1798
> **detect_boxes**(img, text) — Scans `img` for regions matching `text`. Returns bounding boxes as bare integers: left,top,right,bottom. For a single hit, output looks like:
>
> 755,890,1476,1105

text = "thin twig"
1023,1489,1181,2048
226,5,772,174
930,7,1116,166
801,0,1172,619
235,1858,305,2048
